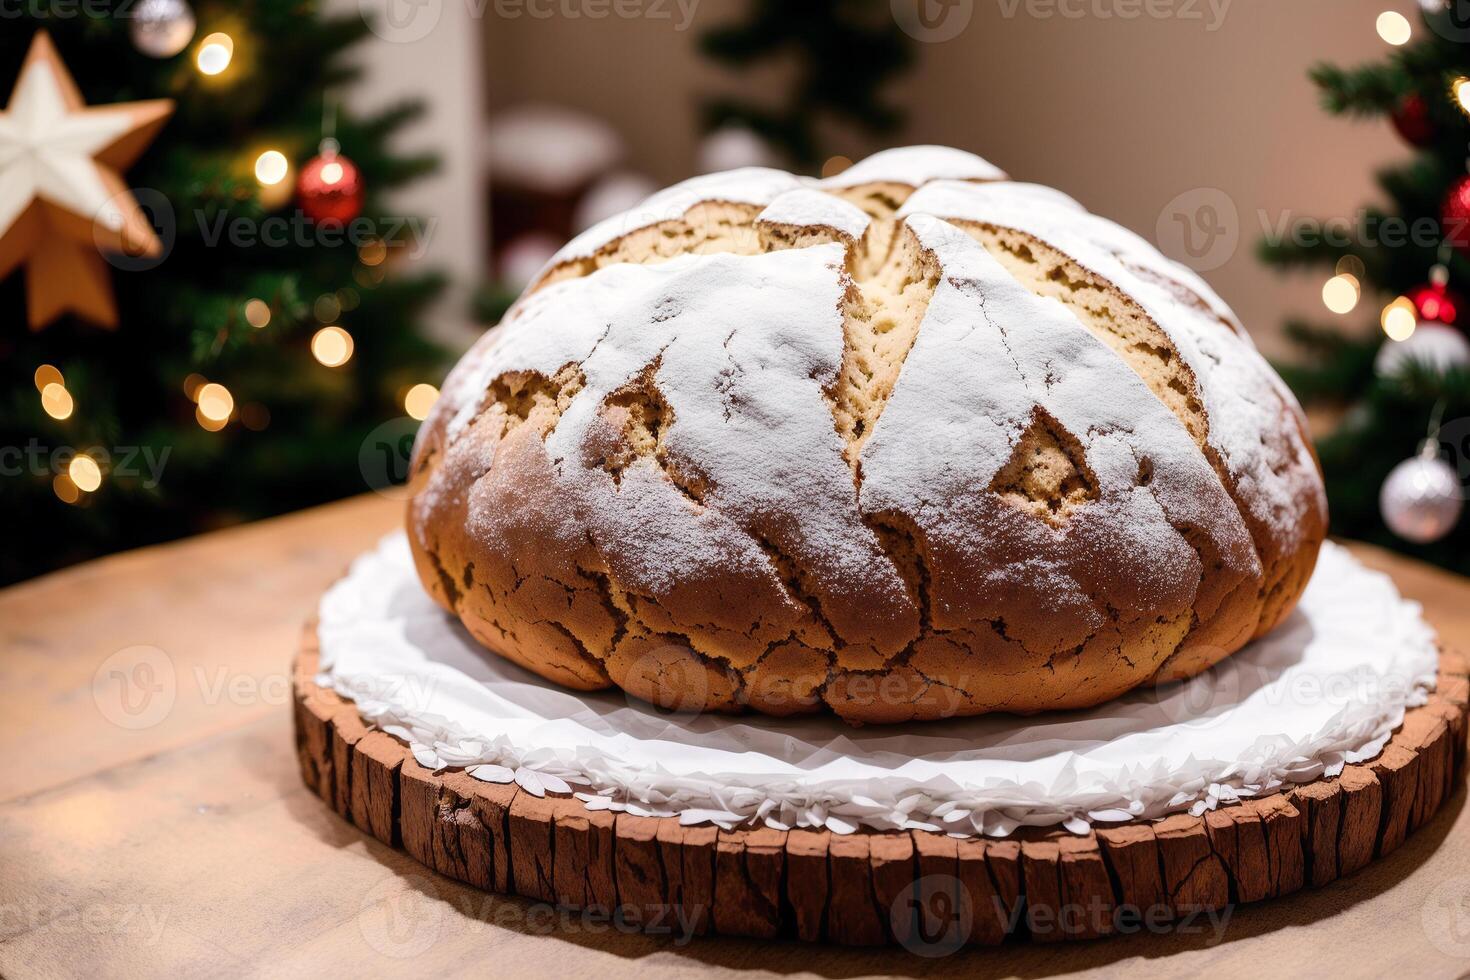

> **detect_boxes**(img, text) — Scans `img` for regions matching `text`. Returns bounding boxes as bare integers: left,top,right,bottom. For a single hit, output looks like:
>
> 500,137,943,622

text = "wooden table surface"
5,494,1470,980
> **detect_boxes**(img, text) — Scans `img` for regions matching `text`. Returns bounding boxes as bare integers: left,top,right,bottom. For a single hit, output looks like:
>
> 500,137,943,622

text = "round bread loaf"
406,146,1328,723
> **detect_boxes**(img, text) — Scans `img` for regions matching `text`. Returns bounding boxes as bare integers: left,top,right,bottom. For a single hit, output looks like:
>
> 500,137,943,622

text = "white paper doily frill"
317,534,1439,838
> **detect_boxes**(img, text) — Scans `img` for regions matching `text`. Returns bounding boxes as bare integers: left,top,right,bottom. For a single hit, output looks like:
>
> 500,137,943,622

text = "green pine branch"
0,4,453,585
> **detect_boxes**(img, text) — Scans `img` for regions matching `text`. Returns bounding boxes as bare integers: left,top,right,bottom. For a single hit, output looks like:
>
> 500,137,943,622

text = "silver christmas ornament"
1380,446,1463,544
129,0,197,59
1374,323,1470,379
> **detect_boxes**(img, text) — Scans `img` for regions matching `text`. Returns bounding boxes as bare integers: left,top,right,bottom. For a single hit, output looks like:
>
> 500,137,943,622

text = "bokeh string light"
34,364,63,390
36,364,74,420
1322,273,1360,314
311,325,354,367
403,383,439,421
1381,295,1419,341
1454,76,1470,116
1376,10,1411,45
195,381,234,430
195,31,233,75
68,454,102,493
40,382,73,420
53,474,79,504
244,298,271,328
254,149,288,186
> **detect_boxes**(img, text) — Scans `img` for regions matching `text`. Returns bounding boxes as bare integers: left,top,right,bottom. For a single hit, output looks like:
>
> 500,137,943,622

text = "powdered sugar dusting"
934,180,1239,330
758,188,871,240
412,145,1327,717
898,180,1327,553
818,145,1007,189
860,216,1257,648
467,245,917,648
544,167,807,275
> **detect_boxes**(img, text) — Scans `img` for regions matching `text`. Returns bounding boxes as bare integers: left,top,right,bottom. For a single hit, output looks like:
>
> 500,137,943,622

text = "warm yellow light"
311,326,354,367
1455,77,1470,115
183,373,206,399
1322,274,1360,314
320,161,345,186
196,33,234,75
254,150,289,186
359,239,387,267
41,382,73,420
196,382,235,422
53,474,80,504
404,383,440,421
34,364,63,391
69,454,102,493
1382,297,1418,341
244,299,271,329
196,407,228,432
1376,10,1411,45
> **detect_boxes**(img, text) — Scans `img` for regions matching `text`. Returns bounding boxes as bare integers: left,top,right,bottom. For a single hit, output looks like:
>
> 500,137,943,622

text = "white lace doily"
317,534,1439,838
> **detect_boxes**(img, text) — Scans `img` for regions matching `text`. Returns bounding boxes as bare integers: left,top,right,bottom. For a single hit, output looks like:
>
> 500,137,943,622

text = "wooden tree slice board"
293,619,1470,946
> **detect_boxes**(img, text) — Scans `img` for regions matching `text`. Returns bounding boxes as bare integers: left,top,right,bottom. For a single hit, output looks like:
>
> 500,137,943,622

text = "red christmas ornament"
296,139,363,223
1390,93,1435,147
1407,281,1461,327
1443,175,1470,259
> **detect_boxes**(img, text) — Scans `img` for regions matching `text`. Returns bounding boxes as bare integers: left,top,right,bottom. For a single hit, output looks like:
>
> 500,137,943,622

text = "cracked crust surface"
407,146,1327,724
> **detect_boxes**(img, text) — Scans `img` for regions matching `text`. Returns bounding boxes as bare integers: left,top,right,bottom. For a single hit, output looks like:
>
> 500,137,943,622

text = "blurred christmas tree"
1261,3,1470,572
699,0,913,172
0,4,448,585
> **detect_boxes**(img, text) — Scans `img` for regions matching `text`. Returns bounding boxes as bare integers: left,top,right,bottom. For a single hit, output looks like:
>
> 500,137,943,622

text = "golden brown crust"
406,150,1327,723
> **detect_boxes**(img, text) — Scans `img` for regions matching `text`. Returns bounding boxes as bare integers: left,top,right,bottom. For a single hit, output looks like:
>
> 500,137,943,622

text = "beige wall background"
484,0,1413,355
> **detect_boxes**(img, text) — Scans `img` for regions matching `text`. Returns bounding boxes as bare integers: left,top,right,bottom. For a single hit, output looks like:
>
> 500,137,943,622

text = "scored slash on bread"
405,146,1328,724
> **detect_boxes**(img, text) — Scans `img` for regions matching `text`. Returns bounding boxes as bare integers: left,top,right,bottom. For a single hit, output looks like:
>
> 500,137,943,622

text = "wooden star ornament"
0,31,174,330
